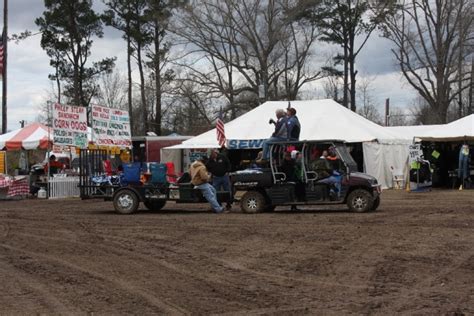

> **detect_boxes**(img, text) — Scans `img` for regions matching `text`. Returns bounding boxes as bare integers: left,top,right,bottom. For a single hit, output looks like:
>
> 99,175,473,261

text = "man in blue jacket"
287,107,301,141
260,109,288,161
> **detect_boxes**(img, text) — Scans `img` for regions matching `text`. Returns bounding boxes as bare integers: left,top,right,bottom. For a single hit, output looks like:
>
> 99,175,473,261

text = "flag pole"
1,0,7,134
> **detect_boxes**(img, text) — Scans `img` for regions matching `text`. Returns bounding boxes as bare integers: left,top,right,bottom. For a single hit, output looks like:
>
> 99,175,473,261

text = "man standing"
287,107,301,141
189,156,225,213
260,109,288,161
207,148,232,210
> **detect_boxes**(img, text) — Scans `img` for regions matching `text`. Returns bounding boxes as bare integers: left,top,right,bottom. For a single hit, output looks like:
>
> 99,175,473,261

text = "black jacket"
206,153,231,177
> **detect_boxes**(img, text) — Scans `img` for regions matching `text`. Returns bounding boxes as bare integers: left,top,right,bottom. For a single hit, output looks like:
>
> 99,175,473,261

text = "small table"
0,176,30,198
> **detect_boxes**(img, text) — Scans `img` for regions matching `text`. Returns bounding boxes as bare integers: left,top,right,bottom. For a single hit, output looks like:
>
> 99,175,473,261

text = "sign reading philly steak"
52,103,88,148
91,105,132,148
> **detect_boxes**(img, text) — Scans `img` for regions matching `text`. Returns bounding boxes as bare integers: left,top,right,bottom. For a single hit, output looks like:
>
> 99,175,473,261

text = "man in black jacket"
206,148,233,209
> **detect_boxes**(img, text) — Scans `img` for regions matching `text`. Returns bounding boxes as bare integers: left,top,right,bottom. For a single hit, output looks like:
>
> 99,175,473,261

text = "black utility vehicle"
231,140,381,213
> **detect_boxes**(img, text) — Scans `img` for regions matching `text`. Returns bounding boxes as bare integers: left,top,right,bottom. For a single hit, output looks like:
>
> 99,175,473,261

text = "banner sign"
91,105,132,148
52,103,88,148
227,139,265,149
408,144,423,165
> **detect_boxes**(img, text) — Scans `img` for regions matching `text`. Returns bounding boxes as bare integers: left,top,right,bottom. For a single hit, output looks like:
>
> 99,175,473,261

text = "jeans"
196,183,223,212
212,175,232,205
262,136,286,160
458,151,469,180
317,172,342,197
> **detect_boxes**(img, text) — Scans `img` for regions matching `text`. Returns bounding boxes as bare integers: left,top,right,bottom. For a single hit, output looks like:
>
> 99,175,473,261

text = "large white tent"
170,99,398,149
165,100,406,188
413,114,474,142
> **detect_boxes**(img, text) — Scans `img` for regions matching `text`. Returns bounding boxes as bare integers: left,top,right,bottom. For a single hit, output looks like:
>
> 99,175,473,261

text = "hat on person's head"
291,150,299,159
288,108,296,116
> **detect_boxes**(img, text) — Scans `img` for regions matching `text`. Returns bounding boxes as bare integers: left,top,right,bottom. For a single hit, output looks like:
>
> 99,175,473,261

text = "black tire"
371,196,380,211
240,191,266,213
144,200,166,212
113,189,139,214
347,189,373,213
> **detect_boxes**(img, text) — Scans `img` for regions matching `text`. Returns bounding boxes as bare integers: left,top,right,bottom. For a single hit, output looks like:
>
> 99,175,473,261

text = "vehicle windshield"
335,144,358,172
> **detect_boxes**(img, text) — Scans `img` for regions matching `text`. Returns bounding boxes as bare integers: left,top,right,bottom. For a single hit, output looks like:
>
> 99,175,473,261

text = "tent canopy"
168,99,398,149
414,114,474,142
0,123,51,151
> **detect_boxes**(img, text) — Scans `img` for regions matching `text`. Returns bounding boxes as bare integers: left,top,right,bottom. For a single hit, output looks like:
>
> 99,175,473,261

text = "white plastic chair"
391,167,405,189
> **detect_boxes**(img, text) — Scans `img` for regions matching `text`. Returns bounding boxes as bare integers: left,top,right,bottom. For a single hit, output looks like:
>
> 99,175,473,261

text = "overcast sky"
3,0,416,131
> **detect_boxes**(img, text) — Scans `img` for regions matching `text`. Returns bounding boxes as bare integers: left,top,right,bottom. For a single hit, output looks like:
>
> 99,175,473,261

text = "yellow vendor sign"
0,151,5,174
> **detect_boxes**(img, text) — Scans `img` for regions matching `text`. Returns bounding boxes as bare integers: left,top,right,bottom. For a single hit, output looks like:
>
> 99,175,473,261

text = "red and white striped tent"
0,123,51,151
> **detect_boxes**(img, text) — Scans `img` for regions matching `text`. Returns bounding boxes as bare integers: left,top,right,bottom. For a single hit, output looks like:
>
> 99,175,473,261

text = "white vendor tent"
169,99,398,149
165,100,409,189
413,114,474,142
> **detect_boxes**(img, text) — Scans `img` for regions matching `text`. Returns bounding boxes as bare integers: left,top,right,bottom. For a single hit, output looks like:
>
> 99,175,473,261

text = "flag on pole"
0,29,4,77
216,108,226,148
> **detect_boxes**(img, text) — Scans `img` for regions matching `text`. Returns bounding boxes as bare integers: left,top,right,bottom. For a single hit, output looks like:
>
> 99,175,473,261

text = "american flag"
216,108,226,147
0,30,4,76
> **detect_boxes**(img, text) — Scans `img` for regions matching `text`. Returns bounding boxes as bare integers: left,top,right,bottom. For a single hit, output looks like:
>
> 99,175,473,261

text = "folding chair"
149,163,168,185
122,162,142,185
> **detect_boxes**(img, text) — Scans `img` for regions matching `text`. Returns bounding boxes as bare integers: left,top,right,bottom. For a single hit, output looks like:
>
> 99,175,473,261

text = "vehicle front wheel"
371,196,380,211
240,191,266,213
347,189,373,213
144,200,166,212
113,189,139,214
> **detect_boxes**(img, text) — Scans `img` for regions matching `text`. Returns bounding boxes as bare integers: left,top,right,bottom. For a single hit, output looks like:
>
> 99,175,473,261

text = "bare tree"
93,71,128,110
356,76,383,124
173,0,321,118
382,0,474,123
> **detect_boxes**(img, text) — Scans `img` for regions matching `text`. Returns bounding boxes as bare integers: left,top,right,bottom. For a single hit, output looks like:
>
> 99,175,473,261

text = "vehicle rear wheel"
144,200,166,212
240,191,266,213
347,189,373,213
113,189,139,214
371,196,380,211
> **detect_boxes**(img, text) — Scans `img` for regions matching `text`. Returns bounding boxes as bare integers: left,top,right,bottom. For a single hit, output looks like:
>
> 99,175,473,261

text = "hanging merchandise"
458,144,470,189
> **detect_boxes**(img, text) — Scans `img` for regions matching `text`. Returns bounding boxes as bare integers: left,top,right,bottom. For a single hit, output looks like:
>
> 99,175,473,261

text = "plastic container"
37,187,47,199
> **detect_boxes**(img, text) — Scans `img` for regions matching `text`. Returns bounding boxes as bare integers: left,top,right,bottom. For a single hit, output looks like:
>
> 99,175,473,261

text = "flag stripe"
216,110,226,147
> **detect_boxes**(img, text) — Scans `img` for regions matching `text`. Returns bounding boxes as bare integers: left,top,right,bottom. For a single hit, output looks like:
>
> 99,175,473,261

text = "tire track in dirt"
7,225,374,312
0,243,190,315
0,261,80,314
11,230,297,312
7,230,290,313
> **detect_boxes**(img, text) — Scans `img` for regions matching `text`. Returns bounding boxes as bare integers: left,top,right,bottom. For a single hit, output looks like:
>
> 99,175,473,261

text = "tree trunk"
343,45,349,108
154,22,162,136
137,43,148,133
126,29,134,135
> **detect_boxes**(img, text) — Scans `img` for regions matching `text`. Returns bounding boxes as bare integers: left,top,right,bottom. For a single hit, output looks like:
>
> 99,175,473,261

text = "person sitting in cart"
311,150,341,199
189,156,227,214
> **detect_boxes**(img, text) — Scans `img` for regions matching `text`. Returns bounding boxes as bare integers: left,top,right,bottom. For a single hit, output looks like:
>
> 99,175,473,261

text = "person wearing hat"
189,155,226,213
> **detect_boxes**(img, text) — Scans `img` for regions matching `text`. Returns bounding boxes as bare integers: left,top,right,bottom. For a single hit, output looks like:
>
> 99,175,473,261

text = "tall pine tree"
36,0,115,108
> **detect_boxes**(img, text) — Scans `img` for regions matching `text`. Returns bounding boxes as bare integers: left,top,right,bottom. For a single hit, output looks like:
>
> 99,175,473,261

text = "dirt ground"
0,190,473,315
